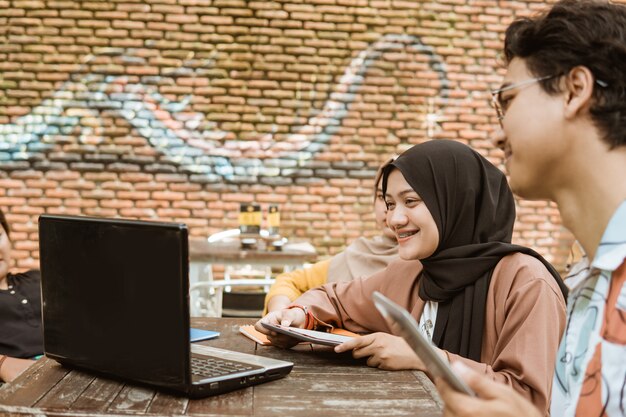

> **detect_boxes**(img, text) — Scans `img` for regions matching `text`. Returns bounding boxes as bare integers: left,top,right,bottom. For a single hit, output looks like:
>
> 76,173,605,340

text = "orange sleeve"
263,259,331,313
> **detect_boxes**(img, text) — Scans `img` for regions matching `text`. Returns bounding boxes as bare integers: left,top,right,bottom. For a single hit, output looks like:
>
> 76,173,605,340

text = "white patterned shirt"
551,200,626,417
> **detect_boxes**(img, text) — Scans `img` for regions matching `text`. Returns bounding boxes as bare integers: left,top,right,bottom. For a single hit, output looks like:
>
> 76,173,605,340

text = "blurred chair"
190,229,274,318
190,277,274,318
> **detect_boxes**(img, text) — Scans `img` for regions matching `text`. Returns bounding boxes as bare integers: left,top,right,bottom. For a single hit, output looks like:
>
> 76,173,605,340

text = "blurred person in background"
264,157,398,313
0,207,43,383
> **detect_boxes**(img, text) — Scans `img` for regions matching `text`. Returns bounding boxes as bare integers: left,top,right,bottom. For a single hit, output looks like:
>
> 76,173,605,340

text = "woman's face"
374,186,397,240
0,224,12,281
384,169,439,260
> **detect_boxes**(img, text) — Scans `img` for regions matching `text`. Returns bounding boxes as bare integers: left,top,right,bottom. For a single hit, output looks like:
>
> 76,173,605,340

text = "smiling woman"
384,169,439,261
0,208,43,383
256,140,569,415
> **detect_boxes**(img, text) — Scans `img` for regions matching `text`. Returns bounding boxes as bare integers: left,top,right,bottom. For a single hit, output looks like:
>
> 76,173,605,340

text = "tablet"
261,322,354,347
372,291,476,396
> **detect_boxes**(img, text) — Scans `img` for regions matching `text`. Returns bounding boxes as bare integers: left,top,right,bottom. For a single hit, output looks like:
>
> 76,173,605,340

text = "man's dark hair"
504,0,626,148
0,207,10,239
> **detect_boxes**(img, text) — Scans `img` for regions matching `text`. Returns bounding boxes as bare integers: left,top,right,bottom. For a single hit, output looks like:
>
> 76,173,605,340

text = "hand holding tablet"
261,322,355,347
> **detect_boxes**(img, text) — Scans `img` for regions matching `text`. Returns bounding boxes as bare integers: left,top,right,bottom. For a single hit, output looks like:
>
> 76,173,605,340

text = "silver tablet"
372,291,476,396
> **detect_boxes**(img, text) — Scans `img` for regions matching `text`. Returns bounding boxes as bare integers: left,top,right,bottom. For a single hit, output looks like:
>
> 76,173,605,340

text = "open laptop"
38,214,293,398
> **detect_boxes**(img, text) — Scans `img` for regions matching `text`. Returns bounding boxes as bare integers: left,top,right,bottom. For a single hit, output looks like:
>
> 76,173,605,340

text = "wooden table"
0,318,442,417
189,238,318,266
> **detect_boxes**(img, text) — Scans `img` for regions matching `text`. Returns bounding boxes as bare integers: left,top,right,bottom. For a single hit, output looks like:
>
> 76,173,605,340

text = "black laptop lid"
39,215,191,389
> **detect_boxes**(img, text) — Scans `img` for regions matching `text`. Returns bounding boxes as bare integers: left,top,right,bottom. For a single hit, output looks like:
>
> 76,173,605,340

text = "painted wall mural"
0,34,449,181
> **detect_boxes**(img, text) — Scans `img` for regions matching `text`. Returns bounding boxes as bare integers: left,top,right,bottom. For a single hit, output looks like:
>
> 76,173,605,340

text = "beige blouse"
293,252,567,415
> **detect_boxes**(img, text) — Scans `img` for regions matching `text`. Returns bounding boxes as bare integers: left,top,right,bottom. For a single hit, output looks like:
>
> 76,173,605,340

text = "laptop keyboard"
191,356,262,379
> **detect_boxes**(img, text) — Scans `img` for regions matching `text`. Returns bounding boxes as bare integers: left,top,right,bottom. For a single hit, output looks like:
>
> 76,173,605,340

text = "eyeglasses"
490,74,609,128
490,74,558,127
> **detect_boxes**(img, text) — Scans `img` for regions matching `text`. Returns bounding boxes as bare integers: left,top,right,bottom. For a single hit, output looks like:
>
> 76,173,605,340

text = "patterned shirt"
551,200,626,416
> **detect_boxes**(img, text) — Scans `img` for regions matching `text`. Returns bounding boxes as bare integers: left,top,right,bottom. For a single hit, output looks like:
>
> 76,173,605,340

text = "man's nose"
492,128,507,152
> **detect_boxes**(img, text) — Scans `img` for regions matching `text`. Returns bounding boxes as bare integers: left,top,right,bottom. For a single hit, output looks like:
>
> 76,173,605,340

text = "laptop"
38,214,293,398
372,291,475,396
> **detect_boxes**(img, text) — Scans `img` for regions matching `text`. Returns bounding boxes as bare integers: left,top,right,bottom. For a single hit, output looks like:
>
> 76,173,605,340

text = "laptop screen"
39,215,191,388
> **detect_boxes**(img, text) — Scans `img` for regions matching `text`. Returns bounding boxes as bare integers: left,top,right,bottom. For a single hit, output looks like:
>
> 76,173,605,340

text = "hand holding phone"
372,291,476,396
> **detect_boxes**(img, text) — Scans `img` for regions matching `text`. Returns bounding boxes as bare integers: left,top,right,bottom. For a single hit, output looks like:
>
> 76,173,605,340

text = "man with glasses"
435,1,626,416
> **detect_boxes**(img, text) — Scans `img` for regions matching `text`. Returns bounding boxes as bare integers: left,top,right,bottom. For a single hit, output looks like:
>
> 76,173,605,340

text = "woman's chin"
398,246,419,261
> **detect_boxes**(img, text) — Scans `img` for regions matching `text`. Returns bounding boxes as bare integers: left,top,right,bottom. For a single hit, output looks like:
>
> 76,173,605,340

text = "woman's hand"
436,362,542,417
254,307,307,348
266,295,292,313
0,357,36,383
335,332,428,370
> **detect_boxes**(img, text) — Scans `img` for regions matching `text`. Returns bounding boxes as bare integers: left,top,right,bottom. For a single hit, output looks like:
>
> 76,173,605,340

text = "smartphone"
372,291,476,396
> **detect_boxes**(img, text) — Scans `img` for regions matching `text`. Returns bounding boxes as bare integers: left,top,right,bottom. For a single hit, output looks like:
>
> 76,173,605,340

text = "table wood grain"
0,318,442,417
189,239,317,266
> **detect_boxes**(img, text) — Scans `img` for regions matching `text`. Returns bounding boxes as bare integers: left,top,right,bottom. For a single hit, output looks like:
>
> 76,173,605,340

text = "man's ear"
563,66,595,119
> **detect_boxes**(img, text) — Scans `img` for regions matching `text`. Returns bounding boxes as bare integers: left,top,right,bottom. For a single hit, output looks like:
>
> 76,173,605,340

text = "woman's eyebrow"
385,188,417,198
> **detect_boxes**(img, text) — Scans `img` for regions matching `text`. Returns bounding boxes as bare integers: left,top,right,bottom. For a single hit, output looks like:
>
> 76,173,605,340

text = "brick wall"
1,0,600,273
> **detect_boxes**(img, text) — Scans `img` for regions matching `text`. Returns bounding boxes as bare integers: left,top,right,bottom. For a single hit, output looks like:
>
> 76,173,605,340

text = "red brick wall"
2,0,602,273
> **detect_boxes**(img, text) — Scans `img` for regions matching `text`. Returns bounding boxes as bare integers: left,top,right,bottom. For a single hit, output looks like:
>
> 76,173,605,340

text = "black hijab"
382,140,568,361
